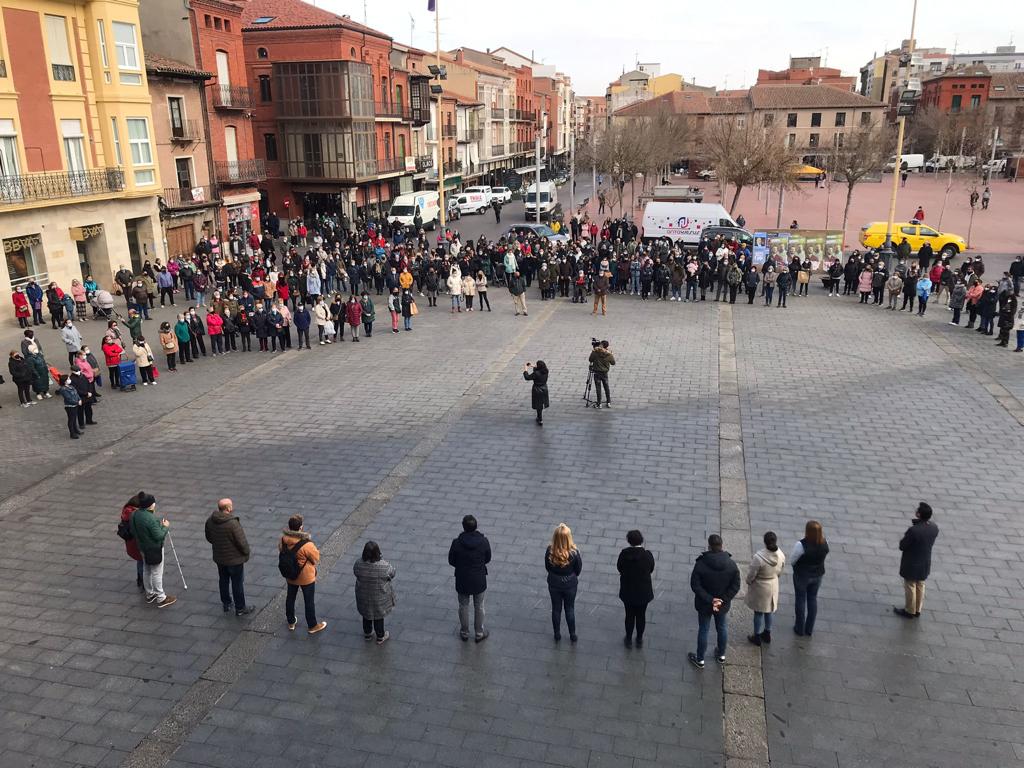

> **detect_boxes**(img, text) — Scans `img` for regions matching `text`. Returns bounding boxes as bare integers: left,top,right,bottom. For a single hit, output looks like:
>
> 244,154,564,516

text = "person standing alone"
204,498,253,616
894,502,939,619
688,534,740,669
448,515,491,642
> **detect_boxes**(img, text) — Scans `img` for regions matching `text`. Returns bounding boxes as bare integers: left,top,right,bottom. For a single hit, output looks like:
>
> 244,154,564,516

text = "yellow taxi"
859,221,967,257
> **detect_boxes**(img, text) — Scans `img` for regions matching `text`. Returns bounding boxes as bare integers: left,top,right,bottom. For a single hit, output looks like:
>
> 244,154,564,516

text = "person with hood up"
205,498,253,616
688,534,741,669
617,529,655,648
448,514,491,643
745,531,786,646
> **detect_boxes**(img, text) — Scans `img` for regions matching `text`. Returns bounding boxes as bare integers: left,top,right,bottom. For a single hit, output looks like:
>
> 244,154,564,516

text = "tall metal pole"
883,0,917,254
985,126,999,183
435,3,446,231
569,105,575,214
535,115,542,224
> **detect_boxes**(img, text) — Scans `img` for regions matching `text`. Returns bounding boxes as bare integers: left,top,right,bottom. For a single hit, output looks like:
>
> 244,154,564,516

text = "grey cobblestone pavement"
0,281,1022,768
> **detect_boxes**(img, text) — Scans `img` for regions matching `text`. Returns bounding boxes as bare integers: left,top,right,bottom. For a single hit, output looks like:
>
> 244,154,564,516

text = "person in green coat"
359,292,375,337
122,309,144,343
129,493,176,608
173,314,192,364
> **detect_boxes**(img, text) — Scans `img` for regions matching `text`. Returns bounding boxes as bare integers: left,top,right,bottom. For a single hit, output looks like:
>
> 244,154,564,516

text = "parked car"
491,186,513,204
859,221,966,258
503,223,570,244
696,169,717,181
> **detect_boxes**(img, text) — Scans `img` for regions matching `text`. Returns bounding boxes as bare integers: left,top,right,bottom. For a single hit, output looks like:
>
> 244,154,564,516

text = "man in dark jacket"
894,502,939,618
448,515,491,642
204,498,253,616
688,534,741,668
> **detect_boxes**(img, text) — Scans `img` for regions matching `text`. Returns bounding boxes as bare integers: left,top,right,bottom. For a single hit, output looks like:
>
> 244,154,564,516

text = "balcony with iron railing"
51,63,75,81
442,124,457,138
0,168,124,206
490,107,505,120
375,157,408,175
459,127,484,142
442,160,462,175
415,155,433,172
374,101,408,120
213,84,252,110
161,184,217,209
214,158,266,185
491,144,506,156
170,119,202,143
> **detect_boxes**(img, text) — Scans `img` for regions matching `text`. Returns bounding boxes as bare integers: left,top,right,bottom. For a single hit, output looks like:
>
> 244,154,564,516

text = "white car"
697,169,717,181
491,186,513,204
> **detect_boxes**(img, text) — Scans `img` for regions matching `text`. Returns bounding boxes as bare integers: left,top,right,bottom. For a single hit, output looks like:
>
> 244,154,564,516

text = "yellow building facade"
0,0,163,321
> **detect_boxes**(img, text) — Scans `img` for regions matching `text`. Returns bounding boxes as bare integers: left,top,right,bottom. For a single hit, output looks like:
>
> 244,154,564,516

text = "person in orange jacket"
279,515,327,634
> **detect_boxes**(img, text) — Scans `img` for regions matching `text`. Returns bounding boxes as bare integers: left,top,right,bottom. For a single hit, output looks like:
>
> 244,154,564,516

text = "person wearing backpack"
205,498,253,616
279,514,326,634
129,494,177,608
117,492,145,591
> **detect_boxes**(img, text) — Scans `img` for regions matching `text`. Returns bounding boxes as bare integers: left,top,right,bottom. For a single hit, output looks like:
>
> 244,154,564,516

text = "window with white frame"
126,118,154,185
45,15,75,81
97,20,108,68
110,117,122,165
0,119,20,178
113,21,141,85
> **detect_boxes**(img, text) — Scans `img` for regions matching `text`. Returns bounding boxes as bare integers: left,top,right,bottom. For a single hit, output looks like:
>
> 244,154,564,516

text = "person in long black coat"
617,530,655,647
523,360,549,425
894,502,939,618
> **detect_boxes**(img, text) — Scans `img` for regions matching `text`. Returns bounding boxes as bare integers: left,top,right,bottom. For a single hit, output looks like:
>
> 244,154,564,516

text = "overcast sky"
319,0,1013,95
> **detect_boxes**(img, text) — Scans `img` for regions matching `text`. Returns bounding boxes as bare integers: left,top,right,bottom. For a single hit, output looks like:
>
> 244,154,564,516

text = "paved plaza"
0,281,1023,768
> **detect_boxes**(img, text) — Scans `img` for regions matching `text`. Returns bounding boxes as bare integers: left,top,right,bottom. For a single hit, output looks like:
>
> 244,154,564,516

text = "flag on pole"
427,0,435,10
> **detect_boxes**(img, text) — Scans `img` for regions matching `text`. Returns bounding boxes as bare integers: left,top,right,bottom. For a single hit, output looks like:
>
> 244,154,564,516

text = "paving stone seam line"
718,303,771,768
0,348,296,521
915,322,1024,427
121,303,557,768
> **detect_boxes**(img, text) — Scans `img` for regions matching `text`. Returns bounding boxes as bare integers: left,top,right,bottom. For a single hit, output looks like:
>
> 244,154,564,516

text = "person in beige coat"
746,531,785,646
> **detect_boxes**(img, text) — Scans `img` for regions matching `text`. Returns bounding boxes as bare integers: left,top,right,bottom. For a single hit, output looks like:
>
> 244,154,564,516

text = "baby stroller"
91,289,114,321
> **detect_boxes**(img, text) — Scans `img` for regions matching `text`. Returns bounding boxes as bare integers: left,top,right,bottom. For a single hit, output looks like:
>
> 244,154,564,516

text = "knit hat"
137,493,156,509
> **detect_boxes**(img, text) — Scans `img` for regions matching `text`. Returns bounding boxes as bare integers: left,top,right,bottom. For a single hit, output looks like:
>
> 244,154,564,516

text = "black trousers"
16,382,31,404
297,328,310,348
191,335,206,357
165,353,176,371
108,365,121,388
593,371,610,404
218,563,246,609
901,294,915,311
210,335,223,354
75,402,93,427
362,618,385,638
746,286,756,304
728,284,739,303
65,406,80,437
624,601,649,640
178,345,191,364
240,332,251,351
159,287,174,306
139,366,155,384
286,582,317,628
872,287,884,304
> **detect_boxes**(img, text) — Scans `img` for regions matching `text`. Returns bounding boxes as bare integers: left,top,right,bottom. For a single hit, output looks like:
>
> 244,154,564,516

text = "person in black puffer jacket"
688,534,741,669
204,499,252,616
448,515,491,642
545,524,582,643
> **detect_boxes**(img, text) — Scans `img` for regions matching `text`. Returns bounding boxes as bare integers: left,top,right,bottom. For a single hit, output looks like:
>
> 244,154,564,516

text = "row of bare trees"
580,106,899,235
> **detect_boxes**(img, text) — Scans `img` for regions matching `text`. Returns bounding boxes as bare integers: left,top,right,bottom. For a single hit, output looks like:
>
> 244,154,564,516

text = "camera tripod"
582,366,600,408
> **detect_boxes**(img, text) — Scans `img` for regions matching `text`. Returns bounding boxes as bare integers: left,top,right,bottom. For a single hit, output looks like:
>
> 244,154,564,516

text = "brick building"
757,56,857,91
920,66,992,114
236,0,427,223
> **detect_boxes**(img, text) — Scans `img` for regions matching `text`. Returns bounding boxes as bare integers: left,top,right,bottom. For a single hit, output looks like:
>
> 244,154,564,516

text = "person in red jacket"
913,206,925,222
206,308,224,356
119,492,145,591
102,336,124,389
345,295,363,341
11,287,31,328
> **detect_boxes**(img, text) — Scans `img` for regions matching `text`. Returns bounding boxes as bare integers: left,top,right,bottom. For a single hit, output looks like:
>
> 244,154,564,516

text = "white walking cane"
167,533,188,590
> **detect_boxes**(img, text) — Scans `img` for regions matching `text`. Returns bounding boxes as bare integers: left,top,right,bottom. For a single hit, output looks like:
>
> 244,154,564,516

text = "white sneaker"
142,382,148,386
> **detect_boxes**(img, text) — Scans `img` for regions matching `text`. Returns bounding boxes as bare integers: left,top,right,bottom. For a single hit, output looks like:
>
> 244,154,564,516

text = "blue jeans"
793,573,822,635
753,611,774,635
196,290,206,307
671,286,681,300
696,611,728,661
286,582,317,629
1016,329,1024,351
764,286,774,305
549,585,577,637
686,283,697,301
218,563,246,610
403,315,412,330
631,274,640,293
135,558,143,582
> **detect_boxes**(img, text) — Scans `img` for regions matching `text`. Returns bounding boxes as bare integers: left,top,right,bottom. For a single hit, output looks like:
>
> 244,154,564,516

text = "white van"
885,154,925,173
387,191,440,229
641,202,736,248
463,186,493,204
455,191,491,215
524,181,557,219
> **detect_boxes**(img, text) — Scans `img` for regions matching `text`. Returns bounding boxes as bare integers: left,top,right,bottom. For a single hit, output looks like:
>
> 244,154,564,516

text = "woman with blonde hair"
545,523,582,642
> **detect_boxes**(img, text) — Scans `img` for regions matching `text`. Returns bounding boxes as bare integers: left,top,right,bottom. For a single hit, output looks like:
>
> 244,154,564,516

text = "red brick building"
920,66,992,114
757,56,856,92
190,0,264,240
238,0,427,222
511,65,535,156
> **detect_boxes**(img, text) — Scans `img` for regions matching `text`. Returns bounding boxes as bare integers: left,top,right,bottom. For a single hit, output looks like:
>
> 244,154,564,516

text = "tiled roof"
613,90,709,116
240,0,390,39
748,84,884,109
144,53,211,80
707,95,749,114
989,72,1024,99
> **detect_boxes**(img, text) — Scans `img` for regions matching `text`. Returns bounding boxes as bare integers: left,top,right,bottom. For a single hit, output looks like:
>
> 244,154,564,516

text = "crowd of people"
120,492,940,670
7,211,1023,435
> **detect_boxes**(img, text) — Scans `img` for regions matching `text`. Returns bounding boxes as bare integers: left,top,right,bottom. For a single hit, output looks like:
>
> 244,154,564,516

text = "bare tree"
702,117,788,214
832,125,894,234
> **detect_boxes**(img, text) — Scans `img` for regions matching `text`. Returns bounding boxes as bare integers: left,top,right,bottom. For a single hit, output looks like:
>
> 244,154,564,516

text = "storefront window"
3,234,46,285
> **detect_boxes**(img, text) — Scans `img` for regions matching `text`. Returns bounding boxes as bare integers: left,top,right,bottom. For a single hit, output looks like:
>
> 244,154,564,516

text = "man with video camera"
588,339,615,408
